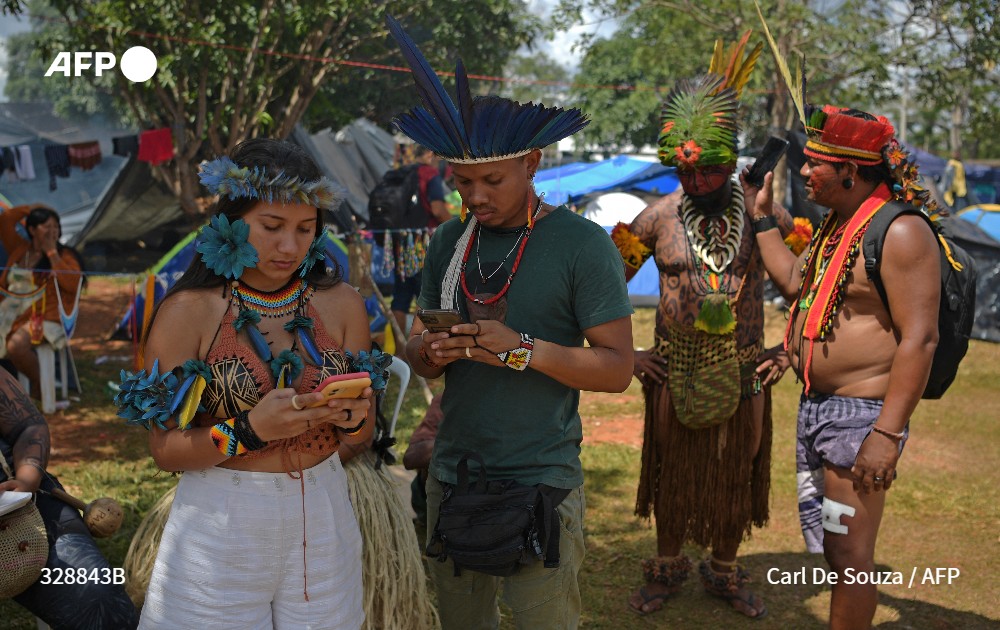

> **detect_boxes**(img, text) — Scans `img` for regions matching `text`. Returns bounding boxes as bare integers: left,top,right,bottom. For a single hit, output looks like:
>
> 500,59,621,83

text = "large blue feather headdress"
386,14,589,164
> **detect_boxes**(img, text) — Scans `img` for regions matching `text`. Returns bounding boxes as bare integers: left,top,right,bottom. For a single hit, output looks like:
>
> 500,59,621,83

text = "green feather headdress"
658,31,762,170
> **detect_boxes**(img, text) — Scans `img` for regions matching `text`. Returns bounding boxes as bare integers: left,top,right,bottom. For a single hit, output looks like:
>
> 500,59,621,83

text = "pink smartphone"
306,371,372,408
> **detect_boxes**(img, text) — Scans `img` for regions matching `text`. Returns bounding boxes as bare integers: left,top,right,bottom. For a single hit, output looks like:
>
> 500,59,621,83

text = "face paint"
679,165,735,197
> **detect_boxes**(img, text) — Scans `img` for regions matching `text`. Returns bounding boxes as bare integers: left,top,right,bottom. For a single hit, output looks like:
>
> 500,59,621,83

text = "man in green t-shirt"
387,15,634,630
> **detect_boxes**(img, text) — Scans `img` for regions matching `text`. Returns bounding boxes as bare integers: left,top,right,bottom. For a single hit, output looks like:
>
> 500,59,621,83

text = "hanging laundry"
112,135,139,157
44,144,71,191
13,145,36,181
1,147,15,174
68,141,102,170
137,128,174,165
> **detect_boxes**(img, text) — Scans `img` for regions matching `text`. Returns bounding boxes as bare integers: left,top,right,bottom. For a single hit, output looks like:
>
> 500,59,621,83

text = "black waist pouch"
427,452,569,576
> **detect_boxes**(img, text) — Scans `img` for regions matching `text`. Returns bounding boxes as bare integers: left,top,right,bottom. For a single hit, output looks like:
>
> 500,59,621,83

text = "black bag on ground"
863,202,977,399
368,165,425,231
426,452,568,577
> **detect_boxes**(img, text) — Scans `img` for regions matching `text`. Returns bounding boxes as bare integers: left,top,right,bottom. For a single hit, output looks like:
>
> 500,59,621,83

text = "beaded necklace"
232,276,312,317
460,197,543,306
230,277,321,386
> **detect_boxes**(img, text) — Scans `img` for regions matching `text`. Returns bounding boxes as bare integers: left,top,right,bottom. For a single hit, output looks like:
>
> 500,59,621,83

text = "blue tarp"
534,156,672,205
958,204,1000,243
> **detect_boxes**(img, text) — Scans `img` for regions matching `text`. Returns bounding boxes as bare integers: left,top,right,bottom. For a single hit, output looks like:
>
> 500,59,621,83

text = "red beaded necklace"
460,197,541,306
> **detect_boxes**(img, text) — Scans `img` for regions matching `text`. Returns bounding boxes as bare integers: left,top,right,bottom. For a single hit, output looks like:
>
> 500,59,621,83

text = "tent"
111,229,351,340
580,192,661,306
534,155,674,206
292,118,396,230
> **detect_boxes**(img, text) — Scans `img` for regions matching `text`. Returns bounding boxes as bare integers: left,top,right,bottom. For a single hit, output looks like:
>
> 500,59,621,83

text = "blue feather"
455,59,474,140
386,15,468,150
296,327,323,366
170,374,196,414
244,324,272,362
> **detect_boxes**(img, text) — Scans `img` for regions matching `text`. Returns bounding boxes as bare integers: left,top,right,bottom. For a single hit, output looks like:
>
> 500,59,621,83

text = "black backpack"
862,202,977,399
368,165,426,231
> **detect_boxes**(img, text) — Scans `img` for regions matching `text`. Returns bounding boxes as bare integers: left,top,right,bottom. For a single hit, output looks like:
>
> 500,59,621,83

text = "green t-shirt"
418,206,633,488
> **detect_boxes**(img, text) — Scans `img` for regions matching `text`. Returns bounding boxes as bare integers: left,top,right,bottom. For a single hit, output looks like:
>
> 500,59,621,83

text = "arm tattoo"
0,370,50,469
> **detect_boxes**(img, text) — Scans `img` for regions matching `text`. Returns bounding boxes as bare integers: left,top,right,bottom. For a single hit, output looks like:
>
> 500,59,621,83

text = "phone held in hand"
745,136,789,188
308,371,372,407
416,308,467,333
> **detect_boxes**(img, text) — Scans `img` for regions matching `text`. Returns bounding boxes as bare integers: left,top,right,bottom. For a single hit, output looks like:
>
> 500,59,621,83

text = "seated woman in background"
0,367,140,628
0,204,84,399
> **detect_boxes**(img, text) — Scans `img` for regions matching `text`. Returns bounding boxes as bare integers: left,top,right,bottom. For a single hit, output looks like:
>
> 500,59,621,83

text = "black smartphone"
416,308,467,333
745,137,789,188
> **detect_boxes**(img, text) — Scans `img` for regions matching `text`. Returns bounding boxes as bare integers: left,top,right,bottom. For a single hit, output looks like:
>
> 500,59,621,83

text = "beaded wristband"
337,417,367,437
496,333,534,371
233,409,268,451
871,424,905,441
752,215,779,234
210,419,248,457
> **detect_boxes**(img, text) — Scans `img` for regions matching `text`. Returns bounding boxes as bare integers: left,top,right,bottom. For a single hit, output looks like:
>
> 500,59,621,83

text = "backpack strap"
862,201,936,315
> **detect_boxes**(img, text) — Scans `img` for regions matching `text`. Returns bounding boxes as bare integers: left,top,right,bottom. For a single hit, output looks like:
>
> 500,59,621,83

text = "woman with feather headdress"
612,33,796,619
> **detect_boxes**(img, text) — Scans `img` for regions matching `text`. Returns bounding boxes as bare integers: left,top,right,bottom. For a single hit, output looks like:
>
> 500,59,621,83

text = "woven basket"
0,502,49,598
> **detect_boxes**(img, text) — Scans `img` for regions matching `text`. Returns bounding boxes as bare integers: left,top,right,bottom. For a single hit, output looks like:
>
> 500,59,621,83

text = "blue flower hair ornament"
115,359,180,430
199,156,346,211
347,347,392,391
196,214,259,280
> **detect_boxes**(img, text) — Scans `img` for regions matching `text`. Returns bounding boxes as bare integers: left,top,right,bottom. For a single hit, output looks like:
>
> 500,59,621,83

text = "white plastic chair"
19,275,83,413
385,359,411,438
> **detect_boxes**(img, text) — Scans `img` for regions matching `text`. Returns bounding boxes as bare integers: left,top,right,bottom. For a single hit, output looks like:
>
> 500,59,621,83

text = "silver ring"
873,476,883,482
465,346,472,358
291,395,304,411
345,409,352,422
421,330,428,342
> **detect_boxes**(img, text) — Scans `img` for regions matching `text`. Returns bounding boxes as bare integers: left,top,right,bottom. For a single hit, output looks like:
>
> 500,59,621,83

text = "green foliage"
557,0,1000,159
7,1,537,214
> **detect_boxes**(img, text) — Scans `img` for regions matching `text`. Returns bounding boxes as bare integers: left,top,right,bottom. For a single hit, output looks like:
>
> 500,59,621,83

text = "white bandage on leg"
821,497,856,535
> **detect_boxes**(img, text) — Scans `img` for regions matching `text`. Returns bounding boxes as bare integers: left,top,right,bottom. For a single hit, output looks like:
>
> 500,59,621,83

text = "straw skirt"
139,453,363,629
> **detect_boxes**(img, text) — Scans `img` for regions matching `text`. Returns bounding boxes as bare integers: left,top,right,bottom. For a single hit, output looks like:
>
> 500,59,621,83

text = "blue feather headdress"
386,14,589,164
199,156,346,211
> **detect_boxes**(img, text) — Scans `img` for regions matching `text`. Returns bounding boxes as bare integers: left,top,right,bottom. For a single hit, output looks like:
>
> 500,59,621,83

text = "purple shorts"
795,393,908,552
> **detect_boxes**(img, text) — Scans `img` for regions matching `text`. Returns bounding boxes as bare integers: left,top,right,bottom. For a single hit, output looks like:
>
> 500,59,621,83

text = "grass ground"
2,280,997,629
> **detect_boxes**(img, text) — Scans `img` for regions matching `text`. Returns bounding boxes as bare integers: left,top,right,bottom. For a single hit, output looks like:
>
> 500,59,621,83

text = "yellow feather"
754,0,806,125
176,375,206,430
709,39,727,77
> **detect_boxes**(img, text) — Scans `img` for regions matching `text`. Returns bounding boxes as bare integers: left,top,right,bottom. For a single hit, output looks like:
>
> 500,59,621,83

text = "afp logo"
44,46,158,83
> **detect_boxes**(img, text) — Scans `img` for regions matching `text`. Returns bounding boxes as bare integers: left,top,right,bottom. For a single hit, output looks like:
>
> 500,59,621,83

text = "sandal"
698,558,768,620
628,586,673,615
627,555,692,616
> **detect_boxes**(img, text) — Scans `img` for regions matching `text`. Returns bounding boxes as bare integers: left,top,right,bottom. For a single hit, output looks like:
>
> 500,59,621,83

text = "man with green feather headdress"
611,33,797,619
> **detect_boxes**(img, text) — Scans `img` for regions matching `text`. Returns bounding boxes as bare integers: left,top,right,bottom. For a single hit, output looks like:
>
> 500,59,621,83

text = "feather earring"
460,201,468,222
527,195,534,228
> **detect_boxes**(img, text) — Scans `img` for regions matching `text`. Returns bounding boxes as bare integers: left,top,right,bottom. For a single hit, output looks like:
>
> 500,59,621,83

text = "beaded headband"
386,14,589,164
198,156,345,210
802,105,895,166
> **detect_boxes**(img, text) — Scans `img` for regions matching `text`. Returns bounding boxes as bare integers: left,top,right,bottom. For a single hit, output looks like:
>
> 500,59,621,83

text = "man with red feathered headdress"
612,33,799,619
750,7,950,626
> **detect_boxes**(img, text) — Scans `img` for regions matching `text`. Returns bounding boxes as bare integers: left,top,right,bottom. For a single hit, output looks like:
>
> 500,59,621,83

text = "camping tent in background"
111,229,351,340
580,192,661,306
292,118,396,231
534,155,673,206
940,214,1000,343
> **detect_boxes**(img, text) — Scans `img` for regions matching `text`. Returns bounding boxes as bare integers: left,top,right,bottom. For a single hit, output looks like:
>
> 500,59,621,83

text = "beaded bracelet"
337,417,367,437
496,333,534,371
210,419,248,457
871,424,905,441
233,409,268,451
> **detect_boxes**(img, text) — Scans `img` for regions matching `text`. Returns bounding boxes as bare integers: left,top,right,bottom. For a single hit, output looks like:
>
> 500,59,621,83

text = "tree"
556,0,1000,168
18,1,538,215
